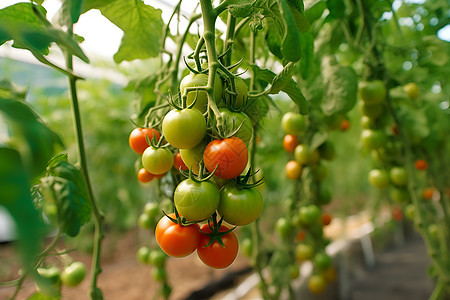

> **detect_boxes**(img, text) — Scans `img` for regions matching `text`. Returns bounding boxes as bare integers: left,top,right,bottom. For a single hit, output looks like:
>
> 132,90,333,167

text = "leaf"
265,21,283,59
396,105,430,143
229,1,255,18
326,0,346,20
58,0,84,25
289,3,310,33
99,0,164,63
299,32,314,79
305,1,327,24
0,97,63,178
0,147,45,282
321,62,358,116
40,154,92,237
28,291,59,300
278,0,302,62
310,132,328,151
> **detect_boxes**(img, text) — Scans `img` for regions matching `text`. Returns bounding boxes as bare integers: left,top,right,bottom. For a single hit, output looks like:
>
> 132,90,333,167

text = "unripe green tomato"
314,252,332,270
60,262,86,287
275,217,292,238
294,145,319,165
317,186,332,205
359,80,386,105
149,249,167,268
404,204,415,220
403,82,419,99
295,243,314,261
241,238,253,257
138,213,155,229
390,187,410,203
36,266,61,298
281,112,306,135
162,109,206,149
223,77,248,109
361,129,387,150
359,102,384,119
151,267,166,282
142,147,174,175
144,202,160,219
360,115,375,129
368,169,390,189
289,265,300,279
389,166,408,186
180,72,222,113
136,246,151,264
298,205,321,225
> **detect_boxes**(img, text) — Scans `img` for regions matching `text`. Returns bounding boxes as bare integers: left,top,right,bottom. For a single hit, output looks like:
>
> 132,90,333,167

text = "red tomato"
296,230,306,242
392,123,399,136
392,207,403,222
197,224,239,269
203,137,248,179
340,119,350,131
414,159,428,171
137,168,154,183
155,213,200,257
322,213,332,226
173,152,188,171
129,128,160,155
283,134,298,153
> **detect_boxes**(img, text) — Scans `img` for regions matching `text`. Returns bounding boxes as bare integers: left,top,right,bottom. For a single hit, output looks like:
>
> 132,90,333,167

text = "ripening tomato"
179,72,222,113
173,152,188,171
392,207,403,222
137,168,154,183
368,169,390,189
392,123,399,135
422,187,435,200
129,128,161,155
285,160,302,180
414,159,428,171
359,80,386,105
162,108,206,149
281,112,306,135
308,274,327,294
296,230,306,242
322,213,332,226
340,119,350,131
142,146,174,175
197,224,239,269
403,82,419,99
283,134,299,153
203,137,248,179
218,183,263,226
219,108,253,146
174,179,220,221
155,213,200,257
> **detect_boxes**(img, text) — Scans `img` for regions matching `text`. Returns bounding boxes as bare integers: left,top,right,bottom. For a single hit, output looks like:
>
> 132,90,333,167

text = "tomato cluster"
131,69,263,270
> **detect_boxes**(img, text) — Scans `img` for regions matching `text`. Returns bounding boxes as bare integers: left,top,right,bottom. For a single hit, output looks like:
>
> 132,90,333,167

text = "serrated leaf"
99,0,163,63
0,97,63,177
321,64,357,115
278,0,302,62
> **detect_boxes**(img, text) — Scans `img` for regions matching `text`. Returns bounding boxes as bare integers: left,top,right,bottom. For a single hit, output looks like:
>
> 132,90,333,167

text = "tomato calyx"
179,161,218,183
162,208,199,227
145,131,167,149
233,168,264,189
199,213,236,248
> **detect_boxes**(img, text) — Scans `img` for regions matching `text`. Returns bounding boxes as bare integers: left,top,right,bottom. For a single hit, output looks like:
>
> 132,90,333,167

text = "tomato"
137,168,154,183
322,213,332,226
360,115,375,129
359,80,386,105
308,274,327,294
414,159,428,171
60,262,86,287
129,128,161,155
218,183,263,226
318,141,336,161
174,179,220,221
151,267,166,282
180,72,222,113
155,213,200,257
136,246,151,264
203,137,248,179
295,243,314,261
390,187,409,203
368,169,390,189
281,112,306,135
275,217,292,238
36,266,61,297
241,238,253,257
361,129,387,150
144,202,160,219
392,207,403,222
285,160,302,180
317,185,332,205
422,187,435,200
148,249,167,268
405,204,415,220
162,108,206,149
142,146,174,175
197,224,239,269
403,82,419,99
289,265,300,279
314,252,332,270
298,205,321,225
296,230,306,242
138,213,154,229
223,77,248,109
294,144,320,165
323,266,338,283
180,141,207,174
219,108,253,146
283,134,298,153
359,102,384,119
340,118,350,131
389,166,408,186
173,152,188,171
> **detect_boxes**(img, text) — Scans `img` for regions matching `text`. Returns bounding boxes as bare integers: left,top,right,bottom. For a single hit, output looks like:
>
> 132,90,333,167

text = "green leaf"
229,1,255,18
39,154,92,237
396,104,430,144
289,3,310,33
82,0,116,12
0,147,45,282
28,291,59,300
299,32,314,79
305,1,327,24
321,63,358,116
265,21,283,59
0,97,63,178
59,0,84,25
99,0,164,63
310,132,328,151
278,0,302,62
326,0,346,20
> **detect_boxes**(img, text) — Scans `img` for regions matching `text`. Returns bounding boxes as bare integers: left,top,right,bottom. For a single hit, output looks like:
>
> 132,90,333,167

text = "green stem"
66,29,104,300
223,13,236,67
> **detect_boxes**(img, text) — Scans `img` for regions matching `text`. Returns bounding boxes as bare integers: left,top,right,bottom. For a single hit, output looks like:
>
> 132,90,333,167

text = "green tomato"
136,246,151,264
390,166,408,186
151,267,166,282
317,185,332,205
403,82,419,99
142,147,174,175
359,102,384,119
138,213,154,229
241,238,253,257
36,266,61,298
149,249,167,268
223,77,248,109
219,108,253,146
294,144,319,165
144,202,160,219
368,169,390,189
275,217,292,238
359,80,386,105
281,112,306,135
174,179,220,221
162,108,206,149
360,115,375,129
295,243,314,261
180,141,207,174
361,129,387,150
314,252,332,270
390,187,410,203
218,183,263,226
298,205,321,225
180,72,222,113
60,262,86,287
